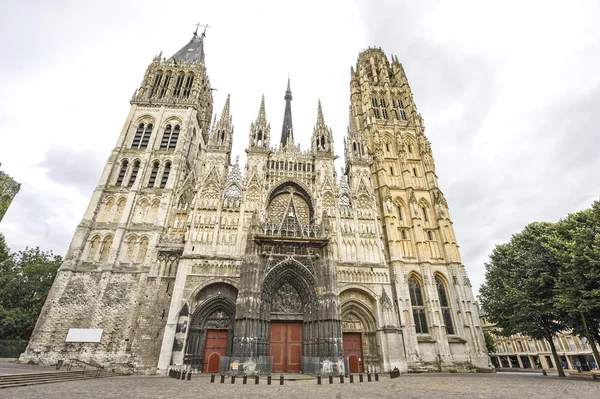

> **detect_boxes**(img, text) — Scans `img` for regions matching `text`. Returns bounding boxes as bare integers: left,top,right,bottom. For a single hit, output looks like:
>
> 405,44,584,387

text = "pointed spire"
220,94,231,121
316,99,325,125
258,94,266,122
280,77,294,148
249,95,270,150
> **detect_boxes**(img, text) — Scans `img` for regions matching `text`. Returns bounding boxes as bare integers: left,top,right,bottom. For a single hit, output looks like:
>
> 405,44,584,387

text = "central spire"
280,76,294,148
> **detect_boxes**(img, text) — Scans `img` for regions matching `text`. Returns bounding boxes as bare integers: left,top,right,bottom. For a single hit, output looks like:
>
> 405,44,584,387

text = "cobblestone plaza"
2,372,600,399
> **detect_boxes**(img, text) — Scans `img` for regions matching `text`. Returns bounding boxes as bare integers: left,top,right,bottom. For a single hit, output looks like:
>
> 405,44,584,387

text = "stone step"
0,370,119,389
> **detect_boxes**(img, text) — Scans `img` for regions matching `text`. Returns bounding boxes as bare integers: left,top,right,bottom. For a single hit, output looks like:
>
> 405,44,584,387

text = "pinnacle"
316,100,325,125
286,75,291,92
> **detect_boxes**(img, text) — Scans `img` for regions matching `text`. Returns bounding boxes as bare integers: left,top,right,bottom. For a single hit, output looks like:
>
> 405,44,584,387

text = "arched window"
169,125,180,150
137,237,149,262
159,71,171,98
183,73,194,98
160,125,172,150
148,161,159,187
114,198,126,222
127,161,140,187
115,160,128,186
160,124,179,150
87,236,100,261
397,205,403,221
125,236,136,261
427,231,433,240
173,73,185,98
401,230,407,240
132,123,145,148
409,276,428,334
150,71,163,97
140,124,152,149
353,142,357,152
160,162,171,188
436,276,455,335
99,235,113,263
422,207,429,222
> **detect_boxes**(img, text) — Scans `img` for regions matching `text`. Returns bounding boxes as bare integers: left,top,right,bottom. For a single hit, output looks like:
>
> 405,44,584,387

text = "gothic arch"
267,180,314,213
184,283,238,371
133,115,156,126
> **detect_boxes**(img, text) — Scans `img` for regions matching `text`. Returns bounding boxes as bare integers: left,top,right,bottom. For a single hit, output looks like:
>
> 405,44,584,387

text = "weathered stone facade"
21,32,489,374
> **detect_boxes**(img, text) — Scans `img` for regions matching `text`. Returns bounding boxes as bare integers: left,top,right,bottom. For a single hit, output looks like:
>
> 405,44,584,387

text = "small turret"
208,94,233,151
344,106,370,166
248,95,271,150
311,100,334,156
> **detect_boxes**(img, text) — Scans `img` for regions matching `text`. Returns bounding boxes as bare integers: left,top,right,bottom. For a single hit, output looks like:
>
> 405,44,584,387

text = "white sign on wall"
65,328,103,343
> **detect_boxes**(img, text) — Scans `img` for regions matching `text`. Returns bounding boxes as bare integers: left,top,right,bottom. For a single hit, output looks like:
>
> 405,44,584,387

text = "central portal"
270,322,302,373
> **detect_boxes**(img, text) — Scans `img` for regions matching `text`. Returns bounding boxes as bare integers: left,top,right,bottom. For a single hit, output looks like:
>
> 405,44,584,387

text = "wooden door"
343,333,363,373
202,330,228,373
270,323,302,373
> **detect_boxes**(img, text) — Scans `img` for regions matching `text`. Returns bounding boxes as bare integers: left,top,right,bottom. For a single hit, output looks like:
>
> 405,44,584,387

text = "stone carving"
407,189,418,217
205,310,231,329
380,288,393,311
271,283,302,313
342,313,363,331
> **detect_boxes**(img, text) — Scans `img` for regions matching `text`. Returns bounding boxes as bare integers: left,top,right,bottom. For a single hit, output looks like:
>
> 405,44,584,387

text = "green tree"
551,201,600,366
0,234,62,341
483,330,497,354
480,222,567,377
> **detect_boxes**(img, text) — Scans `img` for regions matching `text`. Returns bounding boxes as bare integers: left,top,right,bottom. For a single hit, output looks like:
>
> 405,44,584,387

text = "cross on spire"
194,22,210,36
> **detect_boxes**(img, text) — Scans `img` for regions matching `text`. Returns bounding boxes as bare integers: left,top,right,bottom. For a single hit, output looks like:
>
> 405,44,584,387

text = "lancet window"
160,124,180,150
436,275,455,335
409,276,428,334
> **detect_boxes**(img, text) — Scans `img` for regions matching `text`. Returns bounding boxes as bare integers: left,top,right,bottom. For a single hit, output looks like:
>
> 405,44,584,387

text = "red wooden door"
202,330,227,373
270,323,302,373
343,333,363,373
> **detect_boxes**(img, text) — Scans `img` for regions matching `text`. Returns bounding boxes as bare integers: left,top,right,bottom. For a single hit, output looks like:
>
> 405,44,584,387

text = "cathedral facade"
21,31,489,375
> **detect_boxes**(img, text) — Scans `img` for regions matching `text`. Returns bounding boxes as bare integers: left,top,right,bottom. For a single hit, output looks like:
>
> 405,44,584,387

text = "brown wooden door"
343,333,363,373
202,330,228,373
270,322,302,373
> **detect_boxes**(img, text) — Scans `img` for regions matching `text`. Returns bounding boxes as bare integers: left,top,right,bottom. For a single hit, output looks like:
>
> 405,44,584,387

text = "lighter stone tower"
349,48,488,370
22,33,488,374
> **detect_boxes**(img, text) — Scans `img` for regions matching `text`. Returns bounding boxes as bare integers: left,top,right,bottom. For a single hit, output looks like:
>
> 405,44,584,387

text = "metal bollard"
329,374,333,384
359,373,363,382
267,374,272,385
210,374,215,383
542,370,547,376
243,374,247,384
255,375,260,384
367,372,372,382
317,375,321,385
231,375,236,384
375,372,379,382
187,372,191,381
280,374,284,385
220,374,225,383
340,375,344,384
181,371,186,380
349,374,354,383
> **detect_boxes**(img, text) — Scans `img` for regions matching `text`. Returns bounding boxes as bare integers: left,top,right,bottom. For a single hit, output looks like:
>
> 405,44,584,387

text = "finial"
235,155,239,164
287,74,291,92
194,22,210,37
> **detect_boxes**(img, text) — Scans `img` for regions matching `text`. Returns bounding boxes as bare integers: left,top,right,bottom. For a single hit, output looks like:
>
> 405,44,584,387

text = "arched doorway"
340,288,380,373
184,283,237,372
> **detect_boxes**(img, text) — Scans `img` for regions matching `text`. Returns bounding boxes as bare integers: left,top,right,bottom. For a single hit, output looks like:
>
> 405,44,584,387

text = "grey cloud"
38,146,105,197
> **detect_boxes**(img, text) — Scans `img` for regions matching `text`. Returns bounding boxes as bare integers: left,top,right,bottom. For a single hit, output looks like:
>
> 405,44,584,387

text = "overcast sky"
1,0,599,294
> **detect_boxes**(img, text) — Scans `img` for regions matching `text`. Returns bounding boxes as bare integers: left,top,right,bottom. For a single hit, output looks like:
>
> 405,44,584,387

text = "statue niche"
271,282,303,314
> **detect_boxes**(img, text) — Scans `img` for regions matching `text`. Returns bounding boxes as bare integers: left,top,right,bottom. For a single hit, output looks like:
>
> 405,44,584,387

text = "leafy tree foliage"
551,201,600,365
480,222,567,376
483,330,497,354
0,234,62,341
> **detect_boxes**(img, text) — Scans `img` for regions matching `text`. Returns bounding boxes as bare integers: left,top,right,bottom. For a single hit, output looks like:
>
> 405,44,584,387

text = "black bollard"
210,374,215,383
340,375,344,384
317,375,322,385
243,374,247,384
349,374,354,383
367,372,372,382
542,370,547,376
220,374,225,384
181,371,186,380
255,375,260,384
280,374,284,385
359,373,363,382
231,375,236,384
267,374,272,385
375,372,379,382
329,374,333,384
187,372,191,381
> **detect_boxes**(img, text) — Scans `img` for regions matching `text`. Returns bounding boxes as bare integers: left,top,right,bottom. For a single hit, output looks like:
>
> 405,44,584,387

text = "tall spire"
280,76,294,148
249,95,270,150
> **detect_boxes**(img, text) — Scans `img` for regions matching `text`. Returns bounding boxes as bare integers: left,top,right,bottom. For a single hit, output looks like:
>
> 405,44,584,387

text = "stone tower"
21,35,488,374
349,48,487,369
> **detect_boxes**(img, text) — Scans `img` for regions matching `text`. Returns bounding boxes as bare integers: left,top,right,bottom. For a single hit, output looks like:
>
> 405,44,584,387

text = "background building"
480,313,598,371
21,32,488,374
0,163,21,223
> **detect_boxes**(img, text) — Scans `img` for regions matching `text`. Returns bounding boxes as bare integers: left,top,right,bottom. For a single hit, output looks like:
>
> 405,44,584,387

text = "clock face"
188,48,194,52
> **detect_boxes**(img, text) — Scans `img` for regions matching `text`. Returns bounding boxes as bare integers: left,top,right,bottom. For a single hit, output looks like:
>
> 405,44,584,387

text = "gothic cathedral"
21,31,489,374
